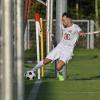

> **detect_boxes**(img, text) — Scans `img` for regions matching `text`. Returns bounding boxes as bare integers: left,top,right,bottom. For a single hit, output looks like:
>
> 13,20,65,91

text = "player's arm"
76,25,86,37
78,31,86,37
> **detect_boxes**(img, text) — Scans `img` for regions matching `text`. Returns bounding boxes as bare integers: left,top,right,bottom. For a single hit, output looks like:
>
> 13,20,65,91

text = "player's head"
62,12,72,27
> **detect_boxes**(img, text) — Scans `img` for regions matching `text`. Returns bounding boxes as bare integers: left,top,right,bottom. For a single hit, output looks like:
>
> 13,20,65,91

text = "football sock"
33,61,44,71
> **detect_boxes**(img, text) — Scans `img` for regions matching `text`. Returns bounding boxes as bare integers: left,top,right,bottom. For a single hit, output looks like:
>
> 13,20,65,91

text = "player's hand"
79,32,86,37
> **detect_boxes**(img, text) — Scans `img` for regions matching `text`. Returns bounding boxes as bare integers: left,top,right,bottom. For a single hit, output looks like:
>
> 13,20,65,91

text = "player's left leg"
56,60,65,71
56,47,73,81
57,46,74,71
56,60,65,81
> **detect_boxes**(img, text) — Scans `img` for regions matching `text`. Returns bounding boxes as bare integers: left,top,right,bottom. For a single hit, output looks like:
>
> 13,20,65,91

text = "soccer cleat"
58,74,64,81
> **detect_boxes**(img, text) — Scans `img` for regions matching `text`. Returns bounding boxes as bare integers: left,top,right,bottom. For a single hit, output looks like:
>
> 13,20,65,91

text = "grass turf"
24,80,35,100
36,80,100,100
25,48,100,100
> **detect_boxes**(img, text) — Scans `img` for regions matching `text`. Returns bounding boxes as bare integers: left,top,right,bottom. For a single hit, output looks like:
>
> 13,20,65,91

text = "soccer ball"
24,70,36,80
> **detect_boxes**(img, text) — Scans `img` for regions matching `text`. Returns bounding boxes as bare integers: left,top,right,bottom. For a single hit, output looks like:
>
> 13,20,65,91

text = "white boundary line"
27,80,42,100
59,91,100,94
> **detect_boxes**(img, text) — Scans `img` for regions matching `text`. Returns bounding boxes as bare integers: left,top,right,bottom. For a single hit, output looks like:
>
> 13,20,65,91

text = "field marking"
52,91,100,94
27,80,42,100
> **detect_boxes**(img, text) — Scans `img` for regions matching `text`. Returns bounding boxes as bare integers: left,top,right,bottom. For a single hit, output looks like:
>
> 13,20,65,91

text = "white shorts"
46,44,74,64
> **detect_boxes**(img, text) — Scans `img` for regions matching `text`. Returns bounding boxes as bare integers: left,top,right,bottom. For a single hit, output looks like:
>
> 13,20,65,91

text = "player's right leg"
33,45,59,71
33,58,52,71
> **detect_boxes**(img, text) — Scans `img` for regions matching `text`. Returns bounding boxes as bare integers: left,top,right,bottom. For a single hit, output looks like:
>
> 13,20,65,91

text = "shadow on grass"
24,80,35,100
36,82,54,100
72,75,100,80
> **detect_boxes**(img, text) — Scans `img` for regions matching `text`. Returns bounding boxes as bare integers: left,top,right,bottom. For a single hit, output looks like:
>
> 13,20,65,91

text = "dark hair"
62,12,72,18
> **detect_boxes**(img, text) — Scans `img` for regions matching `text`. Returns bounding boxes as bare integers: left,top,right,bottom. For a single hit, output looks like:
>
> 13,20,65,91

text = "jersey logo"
64,33,70,40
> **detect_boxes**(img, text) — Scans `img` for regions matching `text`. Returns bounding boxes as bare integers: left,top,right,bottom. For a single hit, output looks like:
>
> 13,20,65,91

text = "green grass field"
25,48,100,100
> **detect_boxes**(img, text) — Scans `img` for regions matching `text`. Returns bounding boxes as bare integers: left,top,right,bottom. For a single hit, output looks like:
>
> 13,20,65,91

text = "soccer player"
33,12,85,81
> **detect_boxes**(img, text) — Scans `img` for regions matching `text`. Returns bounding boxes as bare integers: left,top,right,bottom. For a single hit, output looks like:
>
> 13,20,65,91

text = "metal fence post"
16,0,24,100
2,0,14,100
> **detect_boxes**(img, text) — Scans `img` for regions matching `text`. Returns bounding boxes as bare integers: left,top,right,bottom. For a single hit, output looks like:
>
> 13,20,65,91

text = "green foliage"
24,48,37,61
28,0,100,20
28,0,46,19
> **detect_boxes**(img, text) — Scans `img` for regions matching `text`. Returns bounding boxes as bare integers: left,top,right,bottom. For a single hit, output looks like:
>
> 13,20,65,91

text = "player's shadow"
73,75,100,80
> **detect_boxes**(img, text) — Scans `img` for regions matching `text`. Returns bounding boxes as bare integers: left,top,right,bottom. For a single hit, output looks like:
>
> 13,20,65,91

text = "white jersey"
46,23,82,63
59,24,81,47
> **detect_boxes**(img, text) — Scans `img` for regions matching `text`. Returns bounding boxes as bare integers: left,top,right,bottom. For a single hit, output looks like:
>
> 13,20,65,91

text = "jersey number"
64,34,70,40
